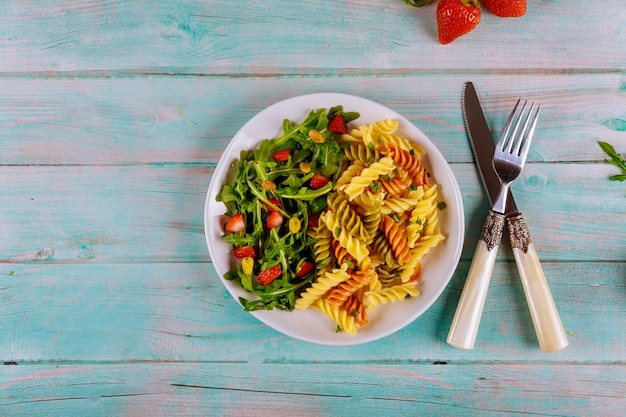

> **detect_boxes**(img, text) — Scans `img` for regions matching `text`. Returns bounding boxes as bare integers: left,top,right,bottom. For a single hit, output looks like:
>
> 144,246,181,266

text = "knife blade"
451,82,568,352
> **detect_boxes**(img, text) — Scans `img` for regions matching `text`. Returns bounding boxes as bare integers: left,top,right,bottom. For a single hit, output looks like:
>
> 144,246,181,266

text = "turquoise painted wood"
1,0,625,415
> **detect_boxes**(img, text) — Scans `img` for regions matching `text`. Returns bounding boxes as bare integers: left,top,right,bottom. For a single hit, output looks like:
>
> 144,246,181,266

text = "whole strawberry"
482,0,526,17
436,0,481,45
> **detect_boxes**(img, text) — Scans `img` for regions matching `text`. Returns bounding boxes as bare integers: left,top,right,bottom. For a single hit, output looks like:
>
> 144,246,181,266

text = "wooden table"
1,1,624,415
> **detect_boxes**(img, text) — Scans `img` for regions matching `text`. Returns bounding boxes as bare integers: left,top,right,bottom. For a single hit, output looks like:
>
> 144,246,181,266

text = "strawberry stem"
461,0,480,7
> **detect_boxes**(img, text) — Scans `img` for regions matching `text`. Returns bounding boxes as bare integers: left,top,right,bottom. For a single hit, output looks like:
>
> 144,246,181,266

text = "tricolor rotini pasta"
296,118,447,333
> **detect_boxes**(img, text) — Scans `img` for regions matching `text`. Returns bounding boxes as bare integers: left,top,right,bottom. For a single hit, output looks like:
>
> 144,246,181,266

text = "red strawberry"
266,211,284,229
272,149,291,162
261,198,281,210
224,213,245,233
328,114,347,134
309,174,330,190
232,245,256,259
308,211,322,228
257,265,282,285
295,261,315,277
436,0,481,45
482,0,526,17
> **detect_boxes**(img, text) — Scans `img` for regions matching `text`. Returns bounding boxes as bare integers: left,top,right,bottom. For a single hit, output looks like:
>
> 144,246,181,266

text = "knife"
447,81,568,352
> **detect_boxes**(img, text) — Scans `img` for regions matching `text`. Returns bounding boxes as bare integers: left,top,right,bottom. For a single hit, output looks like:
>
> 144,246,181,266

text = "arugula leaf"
217,106,359,312
402,0,432,6
599,141,626,182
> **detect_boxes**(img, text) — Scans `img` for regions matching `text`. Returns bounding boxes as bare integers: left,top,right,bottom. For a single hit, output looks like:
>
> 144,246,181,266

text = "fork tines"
500,99,541,158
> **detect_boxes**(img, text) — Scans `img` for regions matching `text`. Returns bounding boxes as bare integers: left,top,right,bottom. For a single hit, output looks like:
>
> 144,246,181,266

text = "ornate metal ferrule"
480,211,506,251
506,214,533,253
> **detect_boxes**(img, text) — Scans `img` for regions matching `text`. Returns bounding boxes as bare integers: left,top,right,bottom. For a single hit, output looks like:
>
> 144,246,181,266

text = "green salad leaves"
598,141,626,183
216,106,359,311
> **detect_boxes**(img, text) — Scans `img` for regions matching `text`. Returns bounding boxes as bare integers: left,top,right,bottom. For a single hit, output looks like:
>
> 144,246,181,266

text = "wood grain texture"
1,261,624,363
1,0,625,415
0,0,624,74
1,363,624,416
0,163,623,264
0,75,624,165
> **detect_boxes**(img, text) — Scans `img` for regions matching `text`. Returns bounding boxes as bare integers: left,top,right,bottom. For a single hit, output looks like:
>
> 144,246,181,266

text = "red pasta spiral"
384,144,428,186
343,294,368,326
379,215,411,265
326,268,374,306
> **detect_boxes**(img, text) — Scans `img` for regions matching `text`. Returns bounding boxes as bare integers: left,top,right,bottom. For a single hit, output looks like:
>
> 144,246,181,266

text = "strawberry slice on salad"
295,261,315,277
257,265,282,285
308,211,322,228
266,211,284,229
309,174,330,190
272,149,291,162
328,114,348,134
232,245,256,259
224,213,246,233
261,198,281,210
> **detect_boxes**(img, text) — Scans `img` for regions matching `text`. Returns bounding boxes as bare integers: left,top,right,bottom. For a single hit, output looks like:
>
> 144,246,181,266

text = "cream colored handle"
512,243,569,352
447,240,499,350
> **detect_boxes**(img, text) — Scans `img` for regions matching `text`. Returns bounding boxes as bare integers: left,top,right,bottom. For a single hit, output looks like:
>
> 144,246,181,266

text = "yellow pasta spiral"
295,265,350,310
364,282,420,312
321,211,369,263
334,160,364,190
312,298,357,334
341,157,395,200
328,192,370,242
372,233,397,268
344,143,381,163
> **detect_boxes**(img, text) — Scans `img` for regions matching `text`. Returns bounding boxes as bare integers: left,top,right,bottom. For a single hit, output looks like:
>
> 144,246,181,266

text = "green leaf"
598,141,626,185
215,106,357,313
402,0,432,6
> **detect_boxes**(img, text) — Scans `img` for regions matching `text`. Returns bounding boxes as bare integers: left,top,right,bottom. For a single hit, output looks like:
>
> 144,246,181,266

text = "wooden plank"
1,262,624,362
1,363,624,416
0,163,623,264
0,1,624,74
0,74,623,165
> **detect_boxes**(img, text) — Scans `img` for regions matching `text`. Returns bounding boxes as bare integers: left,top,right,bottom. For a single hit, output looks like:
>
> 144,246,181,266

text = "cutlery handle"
507,215,569,352
447,211,505,350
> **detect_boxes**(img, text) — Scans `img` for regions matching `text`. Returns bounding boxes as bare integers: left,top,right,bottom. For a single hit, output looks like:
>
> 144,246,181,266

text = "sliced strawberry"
309,174,330,190
308,211,322,228
266,210,284,229
232,245,256,259
224,213,245,233
328,114,347,134
272,149,291,162
261,198,281,210
295,261,315,277
257,265,282,285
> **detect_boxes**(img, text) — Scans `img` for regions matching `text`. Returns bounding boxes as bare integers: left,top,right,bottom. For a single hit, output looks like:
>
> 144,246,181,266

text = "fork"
447,100,540,350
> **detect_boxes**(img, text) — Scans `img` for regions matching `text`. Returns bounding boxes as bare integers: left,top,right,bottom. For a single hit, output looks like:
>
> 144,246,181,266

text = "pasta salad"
217,106,445,333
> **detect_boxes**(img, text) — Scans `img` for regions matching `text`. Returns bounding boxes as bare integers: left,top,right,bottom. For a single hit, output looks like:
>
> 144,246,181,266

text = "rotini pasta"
344,143,381,163
295,265,351,310
341,157,395,200
295,118,446,334
328,192,370,242
384,144,429,186
311,298,357,334
326,267,375,306
363,281,421,312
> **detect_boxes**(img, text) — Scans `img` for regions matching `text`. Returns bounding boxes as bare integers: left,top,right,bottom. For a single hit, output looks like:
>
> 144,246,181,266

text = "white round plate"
204,92,464,346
